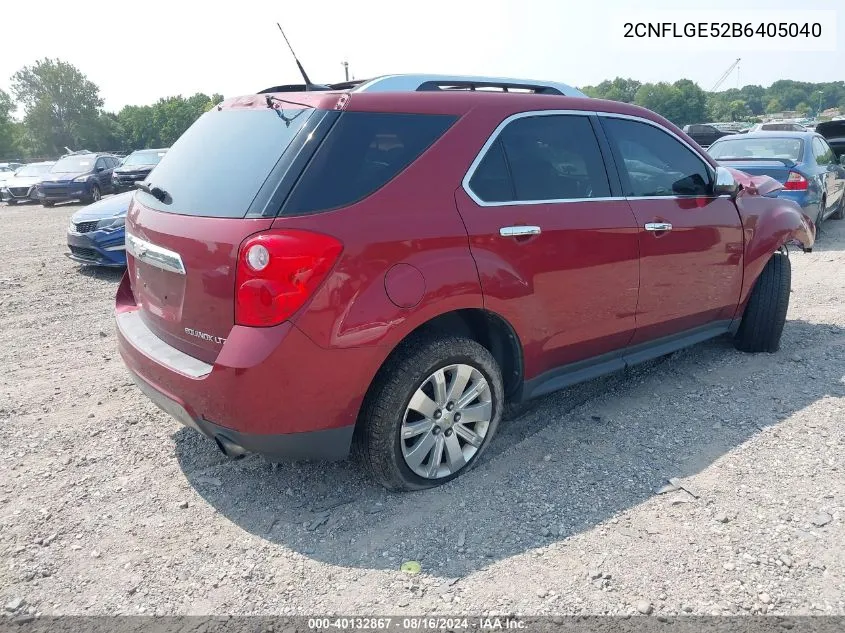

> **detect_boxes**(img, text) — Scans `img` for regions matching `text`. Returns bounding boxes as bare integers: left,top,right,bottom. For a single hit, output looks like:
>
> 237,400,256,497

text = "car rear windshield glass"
135,108,314,218
282,112,457,215
708,138,803,162
52,156,96,173
122,150,166,167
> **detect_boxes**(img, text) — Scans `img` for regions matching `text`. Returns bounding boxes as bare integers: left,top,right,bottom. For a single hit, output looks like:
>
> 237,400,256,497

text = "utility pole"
341,60,350,82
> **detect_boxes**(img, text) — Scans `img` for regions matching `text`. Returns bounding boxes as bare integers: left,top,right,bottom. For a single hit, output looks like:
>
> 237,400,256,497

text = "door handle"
644,222,672,232
499,226,542,237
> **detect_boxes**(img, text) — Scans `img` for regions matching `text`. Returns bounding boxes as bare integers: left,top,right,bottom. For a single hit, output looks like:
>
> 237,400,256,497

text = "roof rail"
258,74,587,98
350,74,587,97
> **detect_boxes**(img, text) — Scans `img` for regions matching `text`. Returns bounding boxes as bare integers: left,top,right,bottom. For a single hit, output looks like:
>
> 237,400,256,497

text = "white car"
0,163,24,187
749,122,808,132
0,162,55,205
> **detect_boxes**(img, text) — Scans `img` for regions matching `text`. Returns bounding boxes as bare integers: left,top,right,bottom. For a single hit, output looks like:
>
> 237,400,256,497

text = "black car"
815,120,845,162
682,123,733,149
38,152,120,206
112,148,169,192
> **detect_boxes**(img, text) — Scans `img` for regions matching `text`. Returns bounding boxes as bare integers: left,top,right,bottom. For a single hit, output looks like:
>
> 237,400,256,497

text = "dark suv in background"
112,148,169,192
38,152,119,206
682,123,733,149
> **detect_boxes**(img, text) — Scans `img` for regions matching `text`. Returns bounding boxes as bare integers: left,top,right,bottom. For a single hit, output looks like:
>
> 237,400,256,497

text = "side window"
284,112,457,214
813,138,834,165
468,140,515,203
95,158,106,171
602,117,712,197
470,114,610,203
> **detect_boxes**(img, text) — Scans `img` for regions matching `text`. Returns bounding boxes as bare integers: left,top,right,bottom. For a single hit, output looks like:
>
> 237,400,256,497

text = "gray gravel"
0,200,843,617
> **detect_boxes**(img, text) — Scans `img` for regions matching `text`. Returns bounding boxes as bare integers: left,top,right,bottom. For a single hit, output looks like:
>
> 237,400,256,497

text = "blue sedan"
708,131,845,225
66,191,134,267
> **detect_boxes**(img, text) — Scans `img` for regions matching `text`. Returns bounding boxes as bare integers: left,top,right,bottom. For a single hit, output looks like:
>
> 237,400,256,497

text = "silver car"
1,162,56,205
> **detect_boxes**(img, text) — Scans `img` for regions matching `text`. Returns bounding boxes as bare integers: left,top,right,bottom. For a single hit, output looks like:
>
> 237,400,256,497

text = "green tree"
115,92,223,150
583,77,642,103
765,98,784,114
11,58,104,156
0,88,20,158
670,79,708,126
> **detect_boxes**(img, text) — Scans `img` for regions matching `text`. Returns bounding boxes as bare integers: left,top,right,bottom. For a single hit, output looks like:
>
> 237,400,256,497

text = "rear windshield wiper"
135,181,170,203
265,95,313,127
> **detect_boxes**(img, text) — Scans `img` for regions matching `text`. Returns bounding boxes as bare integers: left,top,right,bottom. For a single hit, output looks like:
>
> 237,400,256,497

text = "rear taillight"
783,171,809,191
235,230,343,327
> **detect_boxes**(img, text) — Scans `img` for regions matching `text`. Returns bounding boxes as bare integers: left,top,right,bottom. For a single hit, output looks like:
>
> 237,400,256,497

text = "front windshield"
15,163,54,177
51,155,96,173
709,138,803,162
122,150,167,167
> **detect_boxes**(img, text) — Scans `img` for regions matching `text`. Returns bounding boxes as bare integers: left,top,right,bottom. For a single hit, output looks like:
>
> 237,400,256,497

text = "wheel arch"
357,307,525,420
733,193,814,319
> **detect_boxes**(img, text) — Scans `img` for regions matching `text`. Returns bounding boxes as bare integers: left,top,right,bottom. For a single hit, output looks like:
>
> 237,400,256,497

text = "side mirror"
713,166,739,197
95,166,105,172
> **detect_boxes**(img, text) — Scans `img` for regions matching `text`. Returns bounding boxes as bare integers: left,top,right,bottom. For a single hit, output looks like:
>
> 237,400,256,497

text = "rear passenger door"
454,112,641,384
599,115,744,344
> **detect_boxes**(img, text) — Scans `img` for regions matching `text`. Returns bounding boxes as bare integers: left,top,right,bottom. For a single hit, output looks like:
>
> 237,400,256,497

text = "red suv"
115,74,814,491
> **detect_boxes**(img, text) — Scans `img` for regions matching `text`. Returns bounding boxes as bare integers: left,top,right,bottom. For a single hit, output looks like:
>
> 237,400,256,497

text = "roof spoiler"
717,157,797,168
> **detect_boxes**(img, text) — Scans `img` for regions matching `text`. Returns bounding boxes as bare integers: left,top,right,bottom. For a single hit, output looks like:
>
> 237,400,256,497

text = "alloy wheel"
400,363,493,480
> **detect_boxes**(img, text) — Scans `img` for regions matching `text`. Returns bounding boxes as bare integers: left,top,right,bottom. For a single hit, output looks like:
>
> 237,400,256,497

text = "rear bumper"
114,272,383,461
129,369,354,460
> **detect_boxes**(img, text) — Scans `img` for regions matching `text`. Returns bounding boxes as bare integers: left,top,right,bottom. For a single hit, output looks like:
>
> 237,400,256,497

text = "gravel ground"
0,199,843,619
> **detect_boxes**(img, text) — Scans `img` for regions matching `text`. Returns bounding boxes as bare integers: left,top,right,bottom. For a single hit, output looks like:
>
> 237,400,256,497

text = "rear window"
136,108,314,217
283,112,457,214
708,137,803,162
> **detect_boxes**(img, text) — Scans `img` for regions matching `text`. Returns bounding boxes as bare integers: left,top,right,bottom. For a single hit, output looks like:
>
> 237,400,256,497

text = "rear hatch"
815,121,845,158
125,97,332,363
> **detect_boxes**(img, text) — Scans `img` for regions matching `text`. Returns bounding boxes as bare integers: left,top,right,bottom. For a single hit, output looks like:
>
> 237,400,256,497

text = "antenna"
277,23,317,90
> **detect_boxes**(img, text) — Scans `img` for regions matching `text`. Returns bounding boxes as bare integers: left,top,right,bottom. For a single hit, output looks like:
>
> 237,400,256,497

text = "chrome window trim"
461,109,718,208
116,311,212,379
125,232,186,275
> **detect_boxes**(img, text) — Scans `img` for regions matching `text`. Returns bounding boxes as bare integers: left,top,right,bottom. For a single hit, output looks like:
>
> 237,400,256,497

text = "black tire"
355,335,504,491
6,200,16,206
87,185,101,204
734,251,791,353
832,196,844,220
42,201,54,208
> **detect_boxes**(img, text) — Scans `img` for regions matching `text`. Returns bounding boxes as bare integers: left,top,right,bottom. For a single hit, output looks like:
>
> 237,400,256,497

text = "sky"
1,0,843,113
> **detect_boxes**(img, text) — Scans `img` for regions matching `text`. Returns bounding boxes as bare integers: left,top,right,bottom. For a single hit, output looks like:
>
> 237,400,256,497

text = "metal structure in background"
711,58,742,92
